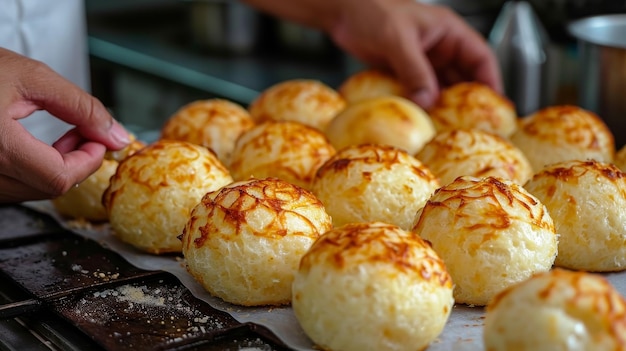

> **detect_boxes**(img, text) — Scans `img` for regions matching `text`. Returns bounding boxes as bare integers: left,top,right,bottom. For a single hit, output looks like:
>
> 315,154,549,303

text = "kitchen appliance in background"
489,1,550,117
569,14,626,148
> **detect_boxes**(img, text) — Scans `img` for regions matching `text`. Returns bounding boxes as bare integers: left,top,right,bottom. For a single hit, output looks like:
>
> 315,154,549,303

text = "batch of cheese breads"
51,69,626,351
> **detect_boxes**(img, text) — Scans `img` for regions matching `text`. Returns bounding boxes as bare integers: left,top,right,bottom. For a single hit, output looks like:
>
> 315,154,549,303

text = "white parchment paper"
24,201,626,351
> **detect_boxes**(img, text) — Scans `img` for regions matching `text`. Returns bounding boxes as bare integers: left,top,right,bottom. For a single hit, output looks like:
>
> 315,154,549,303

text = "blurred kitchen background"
85,0,626,142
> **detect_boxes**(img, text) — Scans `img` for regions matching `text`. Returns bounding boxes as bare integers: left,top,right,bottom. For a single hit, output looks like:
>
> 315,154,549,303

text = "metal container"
185,0,259,54
568,14,626,147
489,1,550,116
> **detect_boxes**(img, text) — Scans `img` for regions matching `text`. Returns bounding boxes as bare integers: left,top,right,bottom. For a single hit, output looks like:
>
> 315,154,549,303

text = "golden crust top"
428,82,517,137
103,140,230,209
299,222,452,288
248,79,346,130
316,143,438,183
415,176,554,236
517,105,614,152
338,69,406,103
182,177,331,249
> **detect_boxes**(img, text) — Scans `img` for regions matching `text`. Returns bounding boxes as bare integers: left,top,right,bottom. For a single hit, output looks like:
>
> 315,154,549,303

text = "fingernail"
411,90,434,110
110,121,131,147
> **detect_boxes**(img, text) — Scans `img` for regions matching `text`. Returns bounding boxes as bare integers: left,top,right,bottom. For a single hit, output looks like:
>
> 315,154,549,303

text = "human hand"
0,48,130,203
330,0,502,109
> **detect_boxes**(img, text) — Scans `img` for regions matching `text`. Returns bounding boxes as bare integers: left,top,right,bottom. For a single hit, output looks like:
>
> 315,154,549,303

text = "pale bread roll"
160,99,254,164
181,177,332,306
484,269,626,351
325,96,436,155
248,79,346,131
228,121,336,190
510,105,615,172
52,159,118,222
412,176,557,306
428,82,517,137
524,160,626,271
311,144,440,230
52,138,146,221
338,69,405,104
103,140,233,254
417,129,533,186
293,222,454,351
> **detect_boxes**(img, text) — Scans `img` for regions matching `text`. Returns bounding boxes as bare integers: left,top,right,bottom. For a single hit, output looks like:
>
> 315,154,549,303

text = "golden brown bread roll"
510,105,615,172
412,176,557,306
103,140,233,254
228,121,336,190
337,69,405,104
311,144,440,230
428,82,517,138
181,177,332,306
324,95,436,155
248,79,346,131
524,159,626,272
416,128,533,186
160,99,254,165
293,221,454,351
484,269,626,351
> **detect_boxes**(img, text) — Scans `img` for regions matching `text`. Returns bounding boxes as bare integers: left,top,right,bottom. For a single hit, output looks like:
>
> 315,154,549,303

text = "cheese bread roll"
228,121,335,190
293,222,454,351
325,95,436,155
338,69,405,104
160,99,254,164
181,177,332,306
510,105,614,172
524,160,626,271
248,79,346,131
312,144,439,230
103,140,233,254
484,269,626,351
428,82,517,138
413,176,557,306
417,129,533,186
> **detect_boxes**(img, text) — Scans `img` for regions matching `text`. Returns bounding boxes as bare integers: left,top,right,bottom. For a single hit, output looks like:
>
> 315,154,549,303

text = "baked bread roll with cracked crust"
103,140,233,254
312,144,440,230
428,82,517,138
510,105,614,172
338,69,406,104
160,99,254,164
412,176,557,306
524,159,626,272
293,221,454,351
325,95,436,155
416,128,533,186
484,269,626,351
248,79,346,131
181,177,332,306
228,121,335,190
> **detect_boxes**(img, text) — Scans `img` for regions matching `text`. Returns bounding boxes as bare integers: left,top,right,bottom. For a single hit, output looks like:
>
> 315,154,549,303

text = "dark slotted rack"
0,204,290,351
